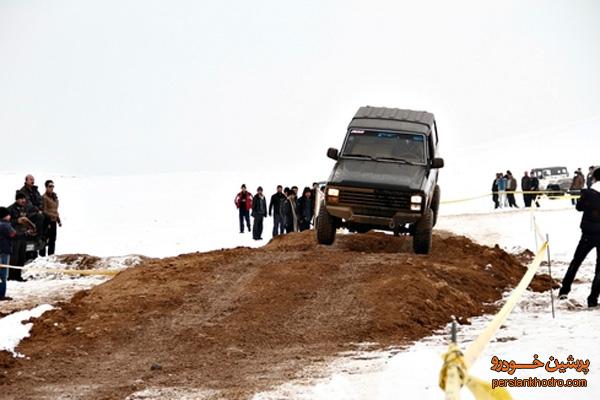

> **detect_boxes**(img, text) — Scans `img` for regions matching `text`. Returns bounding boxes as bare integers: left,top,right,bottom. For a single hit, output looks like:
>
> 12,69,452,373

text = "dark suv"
316,106,444,254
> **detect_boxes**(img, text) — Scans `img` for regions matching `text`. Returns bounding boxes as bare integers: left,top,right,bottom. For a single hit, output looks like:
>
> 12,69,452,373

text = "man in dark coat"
529,170,541,208
491,174,500,209
251,187,267,240
18,174,45,239
297,187,314,232
521,171,532,207
269,185,286,237
7,193,36,281
506,171,518,208
234,184,253,233
587,166,595,189
558,168,600,308
281,191,298,233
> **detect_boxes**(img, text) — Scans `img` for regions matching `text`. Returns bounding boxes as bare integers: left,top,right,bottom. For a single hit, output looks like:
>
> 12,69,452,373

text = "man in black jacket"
558,168,600,307
7,193,37,281
521,171,532,208
251,187,267,240
269,185,286,237
18,175,43,211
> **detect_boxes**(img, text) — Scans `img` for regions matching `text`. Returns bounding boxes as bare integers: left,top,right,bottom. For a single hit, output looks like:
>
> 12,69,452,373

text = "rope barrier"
439,189,557,399
0,263,119,277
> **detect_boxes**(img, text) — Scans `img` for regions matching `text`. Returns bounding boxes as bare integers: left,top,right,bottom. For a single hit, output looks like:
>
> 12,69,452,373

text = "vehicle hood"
328,158,427,191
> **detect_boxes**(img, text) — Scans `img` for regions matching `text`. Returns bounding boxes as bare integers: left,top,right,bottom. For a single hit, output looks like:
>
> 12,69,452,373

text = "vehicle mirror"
327,148,339,160
431,157,444,169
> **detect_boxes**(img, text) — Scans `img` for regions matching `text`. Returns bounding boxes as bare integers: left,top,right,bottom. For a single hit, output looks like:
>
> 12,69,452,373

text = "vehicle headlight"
327,188,340,197
410,194,423,204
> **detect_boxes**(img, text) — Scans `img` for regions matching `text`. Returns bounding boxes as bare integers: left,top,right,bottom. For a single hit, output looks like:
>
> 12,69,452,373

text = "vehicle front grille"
337,188,412,217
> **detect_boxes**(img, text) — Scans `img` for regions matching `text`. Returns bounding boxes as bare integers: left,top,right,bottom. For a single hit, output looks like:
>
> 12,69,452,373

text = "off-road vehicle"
530,166,571,196
316,106,444,254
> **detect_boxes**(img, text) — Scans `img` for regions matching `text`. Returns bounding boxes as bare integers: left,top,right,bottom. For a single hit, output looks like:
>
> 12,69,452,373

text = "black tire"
413,209,433,255
316,204,337,245
431,185,441,227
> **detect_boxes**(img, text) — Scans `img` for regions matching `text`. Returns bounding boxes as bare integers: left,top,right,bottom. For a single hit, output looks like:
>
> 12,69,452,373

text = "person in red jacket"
234,184,253,233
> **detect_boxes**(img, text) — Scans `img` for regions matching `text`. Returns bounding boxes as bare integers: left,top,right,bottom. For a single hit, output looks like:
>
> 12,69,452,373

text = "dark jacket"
521,176,532,191
7,202,36,234
297,195,314,223
587,173,594,189
491,179,499,193
281,197,298,231
507,176,517,191
251,194,267,218
18,185,43,211
0,220,18,255
576,188,600,235
269,192,286,217
571,173,585,190
529,176,540,191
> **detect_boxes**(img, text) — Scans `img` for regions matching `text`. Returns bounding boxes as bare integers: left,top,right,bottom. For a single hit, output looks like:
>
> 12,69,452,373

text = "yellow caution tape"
0,263,119,277
463,241,548,368
441,222,550,399
466,376,513,400
441,191,580,205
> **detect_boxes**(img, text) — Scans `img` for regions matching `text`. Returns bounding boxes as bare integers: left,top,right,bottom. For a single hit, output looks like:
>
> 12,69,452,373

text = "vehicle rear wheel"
413,209,433,255
316,203,337,245
431,185,441,227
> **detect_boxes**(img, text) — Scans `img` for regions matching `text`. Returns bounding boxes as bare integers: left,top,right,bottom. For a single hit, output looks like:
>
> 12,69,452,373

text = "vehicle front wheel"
316,203,337,245
413,209,433,255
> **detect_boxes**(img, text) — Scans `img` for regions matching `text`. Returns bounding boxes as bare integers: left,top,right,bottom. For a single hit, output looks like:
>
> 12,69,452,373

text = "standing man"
587,166,595,189
269,185,286,237
0,207,19,301
497,173,507,208
521,171,532,208
234,184,253,234
570,170,586,206
7,193,36,281
492,174,500,209
297,187,314,231
529,170,541,208
18,174,45,239
558,168,600,308
42,180,62,256
251,187,267,240
282,190,299,233
506,171,518,208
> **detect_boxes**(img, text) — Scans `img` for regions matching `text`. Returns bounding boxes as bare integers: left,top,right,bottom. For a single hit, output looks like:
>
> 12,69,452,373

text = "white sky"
1,0,599,178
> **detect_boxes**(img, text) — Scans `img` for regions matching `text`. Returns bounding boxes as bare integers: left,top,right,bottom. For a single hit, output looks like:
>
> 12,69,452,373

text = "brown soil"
0,231,554,399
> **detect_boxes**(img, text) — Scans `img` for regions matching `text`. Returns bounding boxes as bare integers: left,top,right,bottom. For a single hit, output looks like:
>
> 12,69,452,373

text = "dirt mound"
0,231,554,399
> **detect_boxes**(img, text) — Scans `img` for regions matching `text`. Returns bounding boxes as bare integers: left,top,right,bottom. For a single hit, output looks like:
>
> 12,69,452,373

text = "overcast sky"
1,0,599,178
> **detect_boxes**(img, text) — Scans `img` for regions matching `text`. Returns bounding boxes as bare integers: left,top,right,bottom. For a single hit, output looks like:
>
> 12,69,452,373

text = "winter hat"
0,207,9,220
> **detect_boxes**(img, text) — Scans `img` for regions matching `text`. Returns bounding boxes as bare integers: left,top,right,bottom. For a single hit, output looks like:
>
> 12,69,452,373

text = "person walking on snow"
558,168,600,308
234,184,253,233
506,171,518,208
251,187,267,240
269,185,286,237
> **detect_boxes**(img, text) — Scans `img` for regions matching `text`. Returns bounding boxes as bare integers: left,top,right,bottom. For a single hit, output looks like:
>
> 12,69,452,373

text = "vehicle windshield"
342,129,427,164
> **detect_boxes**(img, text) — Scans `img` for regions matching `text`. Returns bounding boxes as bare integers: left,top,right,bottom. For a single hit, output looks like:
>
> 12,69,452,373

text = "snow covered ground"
255,197,600,400
0,173,598,399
